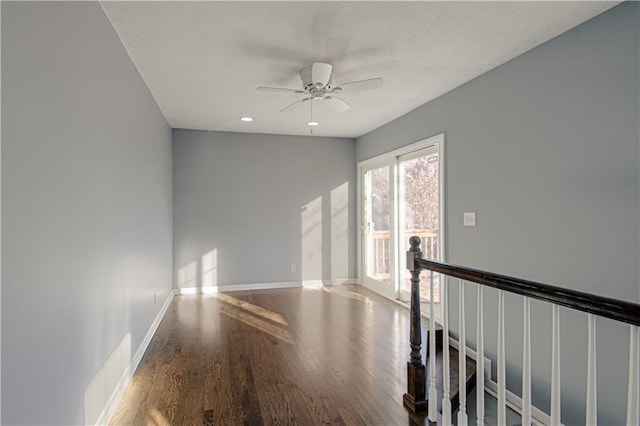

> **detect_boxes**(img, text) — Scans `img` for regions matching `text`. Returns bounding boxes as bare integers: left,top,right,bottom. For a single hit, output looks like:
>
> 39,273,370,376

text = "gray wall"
173,129,356,289
357,3,639,425
2,2,173,425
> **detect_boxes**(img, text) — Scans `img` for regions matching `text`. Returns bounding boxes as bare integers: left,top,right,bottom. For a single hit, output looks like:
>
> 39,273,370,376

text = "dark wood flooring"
110,284,462,425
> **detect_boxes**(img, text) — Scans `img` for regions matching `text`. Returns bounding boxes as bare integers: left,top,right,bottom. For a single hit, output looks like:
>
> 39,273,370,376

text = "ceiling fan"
256,62,383,113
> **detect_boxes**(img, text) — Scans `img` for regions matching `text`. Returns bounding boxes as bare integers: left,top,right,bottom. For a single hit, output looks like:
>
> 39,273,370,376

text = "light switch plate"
463,212,476,227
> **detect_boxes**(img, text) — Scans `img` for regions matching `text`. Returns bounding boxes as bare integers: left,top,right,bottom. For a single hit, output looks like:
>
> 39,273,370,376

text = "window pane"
400,153,440,301
365,166,391,284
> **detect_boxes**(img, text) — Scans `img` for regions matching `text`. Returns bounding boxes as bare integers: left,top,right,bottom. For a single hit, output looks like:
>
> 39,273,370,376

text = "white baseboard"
300,279,356,288
323,278,358,286
133,291,174,369
176,279,359,294
175,281,301,295
484,380,556,426
301,280,323,288
94,291,174,425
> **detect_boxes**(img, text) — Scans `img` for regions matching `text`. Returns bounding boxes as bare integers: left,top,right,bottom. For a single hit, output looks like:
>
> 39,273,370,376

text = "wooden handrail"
412,249,640,327
404,236,640,422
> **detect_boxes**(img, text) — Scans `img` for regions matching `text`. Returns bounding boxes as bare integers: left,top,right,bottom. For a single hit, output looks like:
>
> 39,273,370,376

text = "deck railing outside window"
371,229,440,301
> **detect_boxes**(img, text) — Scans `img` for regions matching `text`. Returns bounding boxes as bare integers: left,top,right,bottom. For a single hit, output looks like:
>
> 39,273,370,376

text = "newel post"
403,236,427,412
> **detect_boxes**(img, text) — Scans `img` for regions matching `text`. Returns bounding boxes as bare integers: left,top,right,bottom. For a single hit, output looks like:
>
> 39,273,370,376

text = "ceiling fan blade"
280,97,311,112
256,86,305,94
324,96,350,112
331,77,383,93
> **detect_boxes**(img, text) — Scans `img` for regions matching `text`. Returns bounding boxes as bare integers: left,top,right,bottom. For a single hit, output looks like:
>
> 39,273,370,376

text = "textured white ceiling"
101,1,617,138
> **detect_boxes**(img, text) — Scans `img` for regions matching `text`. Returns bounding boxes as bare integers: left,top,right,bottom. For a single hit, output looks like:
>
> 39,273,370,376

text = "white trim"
439,135,447,262
356,166,363,285
133,292,174,369
484,381,557,426
0,3,3,421
323,278,357,286
95,291,174,426
302,280,324,289
175,280,358,295
358,133,444,167
175,281,302,295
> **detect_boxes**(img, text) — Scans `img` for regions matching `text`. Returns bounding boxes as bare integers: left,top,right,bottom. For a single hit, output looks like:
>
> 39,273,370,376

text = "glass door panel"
399,150,440,304
362,163,395,298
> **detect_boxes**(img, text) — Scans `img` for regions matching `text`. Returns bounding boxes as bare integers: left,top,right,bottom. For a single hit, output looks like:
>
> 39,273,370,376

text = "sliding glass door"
398,147,441,302
359,135,444,306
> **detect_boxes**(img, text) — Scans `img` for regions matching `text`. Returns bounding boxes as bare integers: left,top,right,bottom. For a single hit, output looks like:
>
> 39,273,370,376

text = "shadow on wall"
301,182,350,288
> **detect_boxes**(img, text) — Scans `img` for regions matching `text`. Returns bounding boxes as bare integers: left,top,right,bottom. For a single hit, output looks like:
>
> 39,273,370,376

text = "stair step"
412,317,477,419
426,344,477,413
425,327,444,353
405,343,477,424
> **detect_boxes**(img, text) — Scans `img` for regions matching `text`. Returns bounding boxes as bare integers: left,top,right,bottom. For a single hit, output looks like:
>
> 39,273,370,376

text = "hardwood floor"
111,285,439,425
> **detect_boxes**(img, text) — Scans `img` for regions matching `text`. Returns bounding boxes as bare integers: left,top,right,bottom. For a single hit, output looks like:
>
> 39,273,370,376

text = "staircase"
421,324,477,416
405,236,640,425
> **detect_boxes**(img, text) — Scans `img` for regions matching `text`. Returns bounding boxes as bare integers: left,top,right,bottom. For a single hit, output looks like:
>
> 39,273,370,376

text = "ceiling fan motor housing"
300,62,333,92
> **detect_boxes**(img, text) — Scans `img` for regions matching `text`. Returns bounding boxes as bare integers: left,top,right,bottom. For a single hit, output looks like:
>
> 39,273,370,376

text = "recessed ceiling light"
240,116,253,122
307,121,319,126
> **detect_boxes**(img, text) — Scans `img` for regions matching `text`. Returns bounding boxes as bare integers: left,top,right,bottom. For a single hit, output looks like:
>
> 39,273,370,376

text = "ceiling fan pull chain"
310,99,314,135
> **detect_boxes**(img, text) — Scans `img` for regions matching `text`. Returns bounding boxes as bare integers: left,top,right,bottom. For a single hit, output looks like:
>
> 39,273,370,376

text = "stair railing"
404,236,640,425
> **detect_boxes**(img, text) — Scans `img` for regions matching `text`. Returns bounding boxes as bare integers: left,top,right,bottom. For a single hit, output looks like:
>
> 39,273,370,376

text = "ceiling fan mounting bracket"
256,61,382,114
300,62,333,91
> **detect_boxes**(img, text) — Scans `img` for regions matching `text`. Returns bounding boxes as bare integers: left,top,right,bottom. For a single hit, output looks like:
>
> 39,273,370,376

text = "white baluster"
497,290,506,425
627,326,639,425
442,276,452,425
550,305,561,426
586,314,597,426
458,280,468,426
428,270,438,421
476,285,485,426
522,297,532,426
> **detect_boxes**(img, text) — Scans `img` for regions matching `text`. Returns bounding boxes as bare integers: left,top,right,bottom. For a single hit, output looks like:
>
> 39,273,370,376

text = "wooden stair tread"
404,344,477,423
426,327,444,352
426,344,477,413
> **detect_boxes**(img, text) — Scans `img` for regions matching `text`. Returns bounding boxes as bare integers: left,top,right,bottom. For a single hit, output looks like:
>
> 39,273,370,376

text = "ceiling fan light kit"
256,62,383,127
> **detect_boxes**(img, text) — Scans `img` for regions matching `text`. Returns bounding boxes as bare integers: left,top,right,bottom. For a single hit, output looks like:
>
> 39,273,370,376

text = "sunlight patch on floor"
215,293,288,326
218,302,294,345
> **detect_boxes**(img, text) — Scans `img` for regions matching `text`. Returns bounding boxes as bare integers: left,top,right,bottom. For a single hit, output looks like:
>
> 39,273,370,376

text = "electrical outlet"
463,212,477,227
290,263,297,273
